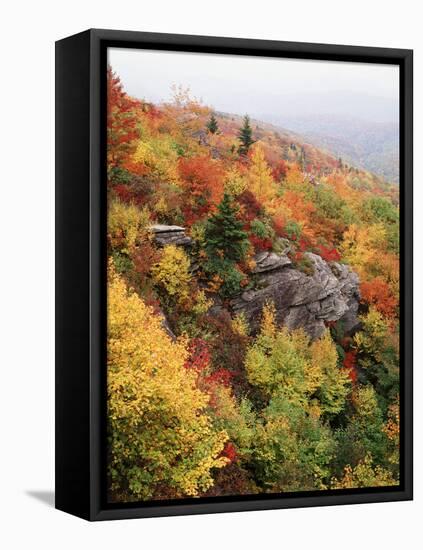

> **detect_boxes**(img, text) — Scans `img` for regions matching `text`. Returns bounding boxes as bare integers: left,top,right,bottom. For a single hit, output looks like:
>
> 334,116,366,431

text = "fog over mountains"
109,48,400,183
256,111,399,184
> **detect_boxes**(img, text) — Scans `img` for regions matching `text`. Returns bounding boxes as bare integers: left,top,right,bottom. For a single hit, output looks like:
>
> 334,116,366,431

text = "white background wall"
0,1,420,548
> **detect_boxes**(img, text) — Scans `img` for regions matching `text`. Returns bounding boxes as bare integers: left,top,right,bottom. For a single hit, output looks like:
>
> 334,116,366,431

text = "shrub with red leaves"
317,244,341,262
299,238,310,251
272,159,288,182
343,350,358,383
113,184,134,203
249,234,273,252
291,237,309,263
205,368,233,387
184,338,211,372
221,441,238,463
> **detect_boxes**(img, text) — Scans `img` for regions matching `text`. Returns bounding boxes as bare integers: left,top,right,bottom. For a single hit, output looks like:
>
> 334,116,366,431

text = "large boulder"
231,252,360,340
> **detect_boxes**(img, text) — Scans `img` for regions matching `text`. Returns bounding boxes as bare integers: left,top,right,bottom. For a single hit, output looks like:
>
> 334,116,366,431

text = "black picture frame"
55,28,413,521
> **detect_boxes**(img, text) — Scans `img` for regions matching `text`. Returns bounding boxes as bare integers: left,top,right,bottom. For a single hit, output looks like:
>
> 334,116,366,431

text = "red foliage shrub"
221,442,238,463
113,184,133,203
122,158,149,177
317,244,341,262
302,238,311,251
141,101,162,121
112,181,151,208
205,368,233,387
291,238,310,262
272,159,288,181
249,234,273,252
184,338,211,372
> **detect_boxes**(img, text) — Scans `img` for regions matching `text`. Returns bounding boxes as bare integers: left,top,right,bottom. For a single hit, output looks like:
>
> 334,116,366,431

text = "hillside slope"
256,113,399,183
106,68,400,502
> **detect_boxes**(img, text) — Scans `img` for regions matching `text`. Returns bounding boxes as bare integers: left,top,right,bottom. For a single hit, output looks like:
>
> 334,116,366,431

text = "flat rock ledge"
150,224,193,247
253,251,292,273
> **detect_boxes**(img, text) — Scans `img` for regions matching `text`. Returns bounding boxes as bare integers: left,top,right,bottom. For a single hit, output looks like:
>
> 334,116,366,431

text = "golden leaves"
108,262,228,499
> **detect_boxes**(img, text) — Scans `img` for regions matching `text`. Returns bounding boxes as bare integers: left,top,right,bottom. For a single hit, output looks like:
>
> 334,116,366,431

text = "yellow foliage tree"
310,333,350,415
108,200,151,255
247,144,277,203
224,166,247,197
353,306,390,364
132,135,180,184
107,263,228,500
341,223,387,279
252,396,337,491
151,244,192,306
211,385,257,459
231,312,250,337
245,303,350,414
284,163,304,187
331,454,397,489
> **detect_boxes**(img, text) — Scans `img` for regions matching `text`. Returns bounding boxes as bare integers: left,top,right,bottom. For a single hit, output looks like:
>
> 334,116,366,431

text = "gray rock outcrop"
149,225,360,340
253,251,292,273
150,224,193,247
232,252,360,340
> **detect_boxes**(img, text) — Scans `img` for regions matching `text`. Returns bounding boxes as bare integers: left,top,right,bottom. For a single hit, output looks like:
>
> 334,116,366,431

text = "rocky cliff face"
152,225,361,340
232,251,360,340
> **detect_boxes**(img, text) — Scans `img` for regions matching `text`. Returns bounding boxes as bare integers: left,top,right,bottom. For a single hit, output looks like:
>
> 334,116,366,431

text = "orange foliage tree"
178,155,224,224
360,277,398,318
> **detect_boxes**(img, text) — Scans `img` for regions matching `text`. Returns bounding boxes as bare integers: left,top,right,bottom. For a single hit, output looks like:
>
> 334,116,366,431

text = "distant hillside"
216,111,342,175
255,114,399,184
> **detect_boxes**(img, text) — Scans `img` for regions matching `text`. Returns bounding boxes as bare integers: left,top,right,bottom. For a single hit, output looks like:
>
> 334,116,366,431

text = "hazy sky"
108,48,399,124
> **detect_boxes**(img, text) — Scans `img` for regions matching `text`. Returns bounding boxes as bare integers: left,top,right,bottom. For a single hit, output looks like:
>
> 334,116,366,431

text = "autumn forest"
106,58,400,503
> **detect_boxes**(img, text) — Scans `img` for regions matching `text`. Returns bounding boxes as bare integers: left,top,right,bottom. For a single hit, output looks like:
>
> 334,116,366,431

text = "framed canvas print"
55,29,413,521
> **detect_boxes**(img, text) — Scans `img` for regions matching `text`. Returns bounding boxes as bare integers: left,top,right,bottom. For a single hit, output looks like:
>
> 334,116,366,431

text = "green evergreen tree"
206,113,219,134
205,193,249,261
238,115,255,155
